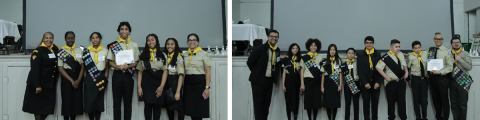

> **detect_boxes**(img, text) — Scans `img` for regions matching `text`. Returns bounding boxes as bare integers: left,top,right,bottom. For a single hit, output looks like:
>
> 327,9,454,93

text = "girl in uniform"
321,44,343,120
281,43,303,120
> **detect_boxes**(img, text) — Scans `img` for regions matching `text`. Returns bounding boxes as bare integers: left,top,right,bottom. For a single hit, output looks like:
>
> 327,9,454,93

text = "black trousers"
167,109,185,120
344,81,360,120
360,80,380,120
411,76,428,120
450,79,469,120
385,80,407,120
144,103,161,120
88,111,101,120
251,77,274,120
430,75,450,120
112,70,134,120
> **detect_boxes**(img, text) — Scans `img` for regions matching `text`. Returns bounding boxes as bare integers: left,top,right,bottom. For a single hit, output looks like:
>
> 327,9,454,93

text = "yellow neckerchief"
268,41,277,65
117,37,131,49
40,42,54,53
87,45,103,63
167,52,174,64
412,51,424,67
291,56,298,72
307,52,317,61
149,48,157,63
330,56,336,73
187,46,202,65
365,48,375,70
452,48,463,65
388,50,401,61
346,58,355,76
62,44,77,61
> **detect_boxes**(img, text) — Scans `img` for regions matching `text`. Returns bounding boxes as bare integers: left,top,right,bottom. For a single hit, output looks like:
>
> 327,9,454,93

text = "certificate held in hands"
427,59,443,71
115,50,135,65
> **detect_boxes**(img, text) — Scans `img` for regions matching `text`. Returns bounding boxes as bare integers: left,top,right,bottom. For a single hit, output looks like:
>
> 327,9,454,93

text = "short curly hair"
305,38,321,52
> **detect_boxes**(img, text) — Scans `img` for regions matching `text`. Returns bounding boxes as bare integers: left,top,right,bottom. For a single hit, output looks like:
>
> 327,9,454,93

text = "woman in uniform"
137,34,168,120
22,32,60,120
57,31,84,120
321,44,343,120
183,33,212,120
281,43,302,120
83,32,109,120
301,38,323,120
163,38,186,120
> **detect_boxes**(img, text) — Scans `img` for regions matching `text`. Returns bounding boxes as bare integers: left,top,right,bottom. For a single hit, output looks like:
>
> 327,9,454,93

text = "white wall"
464,0,480,12
454,0,468,42
0,0,23,24
232,0,241,24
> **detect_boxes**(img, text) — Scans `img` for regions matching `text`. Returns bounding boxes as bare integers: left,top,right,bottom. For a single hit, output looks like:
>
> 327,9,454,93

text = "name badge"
169,65,176,70
76,54,82,58
99,56,105,61
48,53,56,58
348,65,354,69
334,65,339,69
402,62,406,66
156,58,162,61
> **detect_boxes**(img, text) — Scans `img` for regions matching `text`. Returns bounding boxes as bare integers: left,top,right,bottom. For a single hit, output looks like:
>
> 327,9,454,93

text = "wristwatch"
205,86,210,89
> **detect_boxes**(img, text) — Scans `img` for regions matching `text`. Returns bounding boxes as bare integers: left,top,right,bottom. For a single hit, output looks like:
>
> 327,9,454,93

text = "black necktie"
419,61,425,77
351,62,355,80
434,48,439,59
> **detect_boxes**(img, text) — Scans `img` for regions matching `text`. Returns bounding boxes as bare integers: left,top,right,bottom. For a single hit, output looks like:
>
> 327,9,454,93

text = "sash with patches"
57,49,81,72
341,62,359,94
107,41,135,78
302,55,323,78
82,48,108,112
427,47,437,59
452,64,474,92
323,61,340,86
381,53,405,80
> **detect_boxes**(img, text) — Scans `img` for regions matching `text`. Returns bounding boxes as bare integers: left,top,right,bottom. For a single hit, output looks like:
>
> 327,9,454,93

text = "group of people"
22,21,212,120
247,30,473,120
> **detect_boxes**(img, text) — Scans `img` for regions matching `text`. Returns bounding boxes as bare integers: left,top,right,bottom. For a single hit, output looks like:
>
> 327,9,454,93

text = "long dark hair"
326,44,341,64
164,38,183,67
139,34,166,65
286,43,301,62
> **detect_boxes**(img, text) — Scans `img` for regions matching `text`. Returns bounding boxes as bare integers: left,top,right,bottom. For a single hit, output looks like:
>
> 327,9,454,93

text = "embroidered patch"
379,59,383,63
180,64,184,67
32,55,37,60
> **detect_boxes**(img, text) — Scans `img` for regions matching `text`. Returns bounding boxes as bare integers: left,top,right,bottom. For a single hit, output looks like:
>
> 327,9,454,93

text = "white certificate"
427,59,443,71
115,50,135,65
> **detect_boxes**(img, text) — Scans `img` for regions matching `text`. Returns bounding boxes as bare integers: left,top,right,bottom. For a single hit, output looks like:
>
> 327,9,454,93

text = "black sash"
341,62,360,94
452,61,474,91
302,55,322,78
428,47,437,59
143,59,165,81
323,60,340,86
58,49,81,72
381,53,405,80
82,48,108,112
107,41,134,77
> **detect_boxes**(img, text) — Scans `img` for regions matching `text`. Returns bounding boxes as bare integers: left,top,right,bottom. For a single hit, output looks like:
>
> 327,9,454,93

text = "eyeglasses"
434,38,444,41
269,36,279,39
452,42,461,44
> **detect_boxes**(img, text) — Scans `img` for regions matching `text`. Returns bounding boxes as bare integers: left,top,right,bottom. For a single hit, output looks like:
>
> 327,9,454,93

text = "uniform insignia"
33,50,38,53
379,59,383,63
180,64,184,67
32,55,37,60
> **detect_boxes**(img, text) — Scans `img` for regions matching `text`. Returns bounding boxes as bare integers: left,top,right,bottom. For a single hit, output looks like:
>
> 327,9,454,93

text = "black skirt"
60,69,84,116
140,70,164,105
303,78,322,109
284,72,300,112
84,71,107,113
323,76,341,108
184,74,209,118
164,75,184,110
22,85,56,114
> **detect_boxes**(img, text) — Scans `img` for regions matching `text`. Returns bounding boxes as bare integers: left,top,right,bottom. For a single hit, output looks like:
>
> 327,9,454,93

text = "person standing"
449,37,473,120
357,36,382,120
246,30,281,120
